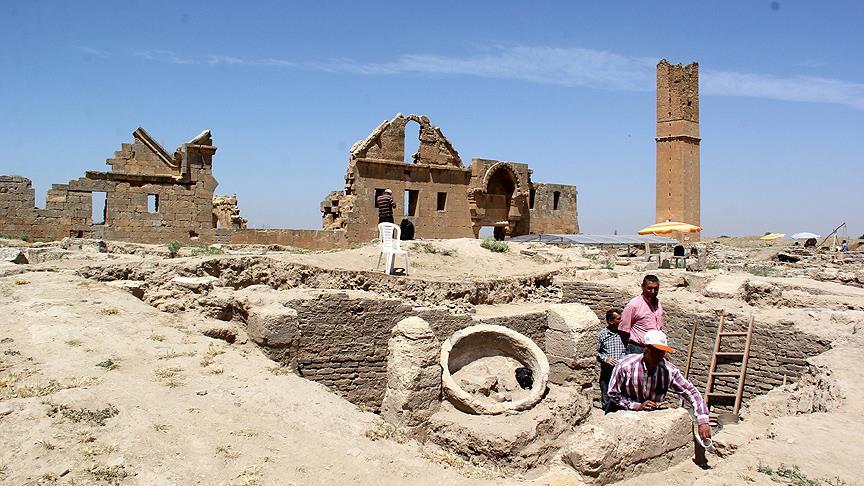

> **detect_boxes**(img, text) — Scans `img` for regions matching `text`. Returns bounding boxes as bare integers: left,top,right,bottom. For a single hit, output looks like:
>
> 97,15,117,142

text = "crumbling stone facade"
322,113,579,242
656,60,701,240
212,195,247,229
0,128,224,243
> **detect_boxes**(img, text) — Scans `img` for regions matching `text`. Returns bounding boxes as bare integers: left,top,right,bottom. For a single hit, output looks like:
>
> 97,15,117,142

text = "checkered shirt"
607,353,710,425
597,327,626,363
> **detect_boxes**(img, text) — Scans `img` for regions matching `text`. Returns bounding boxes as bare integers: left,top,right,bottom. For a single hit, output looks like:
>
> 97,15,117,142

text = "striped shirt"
607,353,709,425
618,295,664,344
597,327,626,363
376,193,395,219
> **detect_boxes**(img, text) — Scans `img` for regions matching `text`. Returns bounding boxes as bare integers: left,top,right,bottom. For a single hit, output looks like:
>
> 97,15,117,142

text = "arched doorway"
485,166,516,222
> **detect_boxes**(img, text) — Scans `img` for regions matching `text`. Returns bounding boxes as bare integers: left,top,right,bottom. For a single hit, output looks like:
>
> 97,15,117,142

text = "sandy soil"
1,238,863,485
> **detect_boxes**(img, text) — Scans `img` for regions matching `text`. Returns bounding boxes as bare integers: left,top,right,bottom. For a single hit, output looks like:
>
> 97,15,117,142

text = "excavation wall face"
560,281,831,407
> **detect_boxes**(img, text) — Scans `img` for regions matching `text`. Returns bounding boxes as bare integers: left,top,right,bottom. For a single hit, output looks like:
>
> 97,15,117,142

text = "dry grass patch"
157,349,196,360
87,463,129,483
200,343,226,368
36,439,57,450
0,373,101,400
148,334,166,342
364,422,409,444
154,366,184,387
267,364,293,376
230,465,263,486
14,279,30,285
65,339,82,347
82,443,116,458
98,307,120,316
215,443,241,459
75,430,96,443
153,423,170,433
420,448,501,480
95,359,119,371
44,401,119,426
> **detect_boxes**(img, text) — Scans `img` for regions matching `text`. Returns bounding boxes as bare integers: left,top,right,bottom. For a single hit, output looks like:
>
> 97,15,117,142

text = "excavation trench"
78,256,833,417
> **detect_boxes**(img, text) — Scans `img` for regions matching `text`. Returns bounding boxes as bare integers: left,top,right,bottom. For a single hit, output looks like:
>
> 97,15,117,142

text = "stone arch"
482,162,526,198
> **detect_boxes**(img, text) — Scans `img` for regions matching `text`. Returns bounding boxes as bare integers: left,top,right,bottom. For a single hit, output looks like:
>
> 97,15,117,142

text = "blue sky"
1,1,862,238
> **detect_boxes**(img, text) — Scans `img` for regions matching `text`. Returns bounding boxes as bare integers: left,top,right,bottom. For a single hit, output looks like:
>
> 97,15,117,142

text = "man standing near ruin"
618,275,664,354
597,308,626,410
376,188,396,224
606,330,711,442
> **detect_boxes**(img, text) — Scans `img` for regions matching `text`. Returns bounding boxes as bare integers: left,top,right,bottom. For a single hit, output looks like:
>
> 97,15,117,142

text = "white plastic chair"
376,222,409,275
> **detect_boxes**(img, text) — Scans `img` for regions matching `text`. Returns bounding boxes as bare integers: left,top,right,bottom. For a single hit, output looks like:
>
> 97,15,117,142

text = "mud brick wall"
560,280,831,408
260,294,553,410
284,293,415,409
472,311,548,349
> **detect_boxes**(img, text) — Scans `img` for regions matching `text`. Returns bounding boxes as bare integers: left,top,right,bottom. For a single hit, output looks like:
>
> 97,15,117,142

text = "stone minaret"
656,59,700,240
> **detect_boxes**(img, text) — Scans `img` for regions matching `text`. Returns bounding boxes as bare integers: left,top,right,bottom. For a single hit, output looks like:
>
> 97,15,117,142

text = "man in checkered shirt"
597,308,626,410
607,329,712,442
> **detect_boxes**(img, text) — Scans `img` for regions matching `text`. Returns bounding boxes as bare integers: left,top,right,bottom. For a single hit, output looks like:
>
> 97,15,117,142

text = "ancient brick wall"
559,280,831,407
528,183,579,234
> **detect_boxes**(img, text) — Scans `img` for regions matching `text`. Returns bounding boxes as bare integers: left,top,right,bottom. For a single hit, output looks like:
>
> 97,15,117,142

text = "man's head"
641,274,660,300
643,329,673,368
384,189,392,195
605,308,622,329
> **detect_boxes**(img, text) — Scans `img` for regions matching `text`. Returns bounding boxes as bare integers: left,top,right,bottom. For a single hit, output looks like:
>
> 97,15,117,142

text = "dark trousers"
626,342,644,355
599,362,614,410
378,215,394,224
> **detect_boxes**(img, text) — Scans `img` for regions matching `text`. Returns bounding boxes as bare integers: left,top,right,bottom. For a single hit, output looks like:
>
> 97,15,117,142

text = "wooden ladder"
705,315,755,416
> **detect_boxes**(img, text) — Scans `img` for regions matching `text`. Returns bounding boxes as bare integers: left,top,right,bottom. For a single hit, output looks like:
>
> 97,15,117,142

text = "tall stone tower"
656,59,700,240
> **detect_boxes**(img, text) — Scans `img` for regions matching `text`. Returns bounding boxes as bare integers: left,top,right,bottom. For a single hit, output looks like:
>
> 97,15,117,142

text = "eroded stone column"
381,316,441,428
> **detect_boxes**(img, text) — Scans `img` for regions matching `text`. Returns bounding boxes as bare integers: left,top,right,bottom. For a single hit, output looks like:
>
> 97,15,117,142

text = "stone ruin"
2,115,579,249
320,113,579,242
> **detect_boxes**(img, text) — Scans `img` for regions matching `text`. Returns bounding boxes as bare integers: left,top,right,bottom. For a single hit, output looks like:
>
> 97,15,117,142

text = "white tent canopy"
790,232,820,239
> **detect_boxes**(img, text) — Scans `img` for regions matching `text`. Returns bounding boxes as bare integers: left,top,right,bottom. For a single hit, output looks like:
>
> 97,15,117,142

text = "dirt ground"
1,236,862,485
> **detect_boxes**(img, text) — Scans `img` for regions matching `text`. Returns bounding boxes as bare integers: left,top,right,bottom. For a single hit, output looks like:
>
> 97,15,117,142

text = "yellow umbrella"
760,233,786,240
638,221,703,235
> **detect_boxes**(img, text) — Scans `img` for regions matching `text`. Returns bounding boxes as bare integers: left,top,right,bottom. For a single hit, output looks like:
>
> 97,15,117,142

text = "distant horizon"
2,1,861,238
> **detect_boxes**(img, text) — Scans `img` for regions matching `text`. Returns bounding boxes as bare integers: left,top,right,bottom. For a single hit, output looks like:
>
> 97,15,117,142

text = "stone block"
0,248,28,264
561,408,692,483
545,303,600,388
246,303,300,349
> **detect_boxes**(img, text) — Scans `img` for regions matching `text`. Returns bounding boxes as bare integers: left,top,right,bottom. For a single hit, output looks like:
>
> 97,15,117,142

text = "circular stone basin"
440,324,549,415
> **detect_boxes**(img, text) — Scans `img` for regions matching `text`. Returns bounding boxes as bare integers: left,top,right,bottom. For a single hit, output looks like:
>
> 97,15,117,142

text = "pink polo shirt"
618,294,664,345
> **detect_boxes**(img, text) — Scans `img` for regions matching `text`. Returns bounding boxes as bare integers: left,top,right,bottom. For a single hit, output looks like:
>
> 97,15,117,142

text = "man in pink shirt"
618,275,664,354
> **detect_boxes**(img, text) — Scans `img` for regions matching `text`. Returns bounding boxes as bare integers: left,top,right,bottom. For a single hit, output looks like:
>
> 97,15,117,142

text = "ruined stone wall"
227,228,349,250
212,195,247,229
559,280,831,407
0,128,219,244
528,183,579,234
656,59,700,241
343,159,474,242
323,115,580,242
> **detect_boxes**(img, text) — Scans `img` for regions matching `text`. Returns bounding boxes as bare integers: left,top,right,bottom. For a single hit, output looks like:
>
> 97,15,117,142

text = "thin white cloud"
133,46,864,110
702,71,864,110
74,46,109,58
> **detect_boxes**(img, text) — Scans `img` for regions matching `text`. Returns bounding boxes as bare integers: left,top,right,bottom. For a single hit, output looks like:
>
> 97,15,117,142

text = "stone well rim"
439,323,549,415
